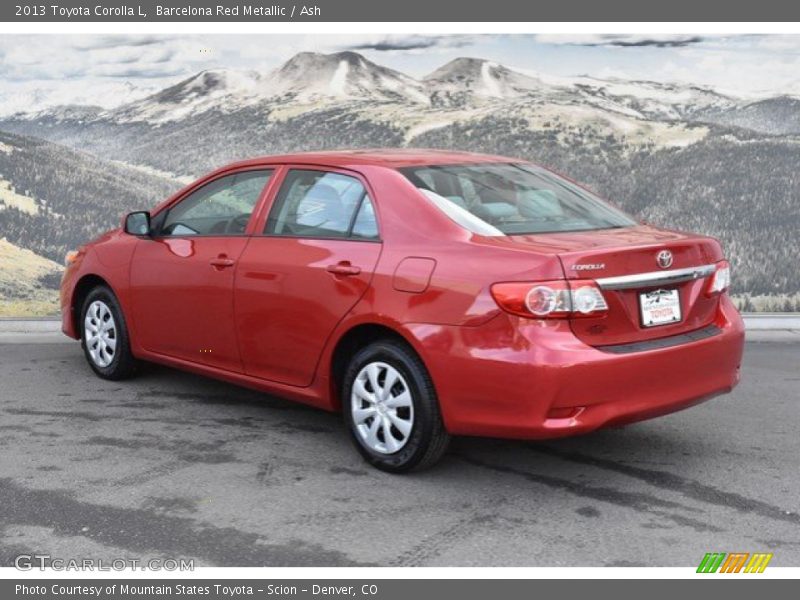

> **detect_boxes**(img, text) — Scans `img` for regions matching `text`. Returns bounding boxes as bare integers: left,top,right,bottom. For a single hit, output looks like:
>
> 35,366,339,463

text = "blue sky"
1,34,799,113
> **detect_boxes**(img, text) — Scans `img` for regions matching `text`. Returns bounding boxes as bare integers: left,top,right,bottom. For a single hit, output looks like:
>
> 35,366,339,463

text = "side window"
265,169,379,240
351,196,379,240
161,170,272,236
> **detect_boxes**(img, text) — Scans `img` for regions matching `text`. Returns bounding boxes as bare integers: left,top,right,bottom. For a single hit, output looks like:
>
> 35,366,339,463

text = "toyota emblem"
656,250,673,269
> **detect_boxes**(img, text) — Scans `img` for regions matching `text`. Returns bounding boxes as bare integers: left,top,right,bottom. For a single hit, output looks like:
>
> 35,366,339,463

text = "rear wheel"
343,339,450,472
80,286,138,380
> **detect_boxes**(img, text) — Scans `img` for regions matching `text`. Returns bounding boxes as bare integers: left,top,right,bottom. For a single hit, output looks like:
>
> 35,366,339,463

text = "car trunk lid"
507,225,724,346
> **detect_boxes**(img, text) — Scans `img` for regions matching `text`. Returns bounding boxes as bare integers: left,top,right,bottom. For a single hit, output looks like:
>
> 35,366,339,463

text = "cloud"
94,66,187,78
605,36,705,48
72,35,166,50
350,39,438,52
536,34,707,48
345,35,475,52
0,36,203,81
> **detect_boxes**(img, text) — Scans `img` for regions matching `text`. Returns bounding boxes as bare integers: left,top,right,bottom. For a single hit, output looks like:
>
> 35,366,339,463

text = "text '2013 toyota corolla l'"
60,150,744,472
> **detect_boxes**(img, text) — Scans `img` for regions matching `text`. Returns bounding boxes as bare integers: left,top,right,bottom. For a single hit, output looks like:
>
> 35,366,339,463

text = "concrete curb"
0,318,64,333
741,314,800,329
1,315,799,342
745,330,800,343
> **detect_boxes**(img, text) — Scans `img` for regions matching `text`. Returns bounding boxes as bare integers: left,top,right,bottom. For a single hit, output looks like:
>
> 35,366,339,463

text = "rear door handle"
210,256,236,268
326,262,361,276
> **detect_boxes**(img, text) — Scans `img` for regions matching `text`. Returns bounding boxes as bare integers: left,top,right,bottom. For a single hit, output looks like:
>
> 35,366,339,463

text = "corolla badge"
571,263,605,271
656,249,673,269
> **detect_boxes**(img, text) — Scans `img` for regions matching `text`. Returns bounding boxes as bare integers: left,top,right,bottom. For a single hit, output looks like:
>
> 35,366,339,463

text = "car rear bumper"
407,295,744,439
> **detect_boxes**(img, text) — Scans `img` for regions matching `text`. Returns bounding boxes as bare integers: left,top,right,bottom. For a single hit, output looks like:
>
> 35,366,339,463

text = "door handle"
326,262,361,276
210,256,236,268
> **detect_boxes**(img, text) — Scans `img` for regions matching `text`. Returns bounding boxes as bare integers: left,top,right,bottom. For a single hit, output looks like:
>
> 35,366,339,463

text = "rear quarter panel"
351,166,566,328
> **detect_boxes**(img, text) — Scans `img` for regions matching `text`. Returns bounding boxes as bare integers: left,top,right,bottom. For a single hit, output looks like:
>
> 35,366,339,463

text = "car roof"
221,148,522,171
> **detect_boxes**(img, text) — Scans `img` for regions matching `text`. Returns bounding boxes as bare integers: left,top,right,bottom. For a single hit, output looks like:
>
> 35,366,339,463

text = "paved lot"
0,340,798,567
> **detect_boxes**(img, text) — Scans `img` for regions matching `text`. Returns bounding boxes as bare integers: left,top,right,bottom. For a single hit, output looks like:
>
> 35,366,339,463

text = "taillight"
706,260,731,296
491,280,608,319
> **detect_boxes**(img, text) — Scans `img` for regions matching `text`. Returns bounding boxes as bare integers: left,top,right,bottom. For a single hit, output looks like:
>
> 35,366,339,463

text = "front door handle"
326,261,361,276
210,256,236,268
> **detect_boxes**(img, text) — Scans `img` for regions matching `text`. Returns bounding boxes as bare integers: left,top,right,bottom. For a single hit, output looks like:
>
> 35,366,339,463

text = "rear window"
400,163,635,235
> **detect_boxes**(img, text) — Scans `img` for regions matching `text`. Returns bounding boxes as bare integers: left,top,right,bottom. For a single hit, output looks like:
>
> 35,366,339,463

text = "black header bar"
4,0,800,22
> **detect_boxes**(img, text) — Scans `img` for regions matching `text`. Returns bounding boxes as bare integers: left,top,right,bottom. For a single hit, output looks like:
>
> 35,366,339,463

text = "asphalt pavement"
0,340,798,567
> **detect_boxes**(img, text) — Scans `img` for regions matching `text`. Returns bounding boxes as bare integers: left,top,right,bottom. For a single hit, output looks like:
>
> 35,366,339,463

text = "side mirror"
124,211,151,236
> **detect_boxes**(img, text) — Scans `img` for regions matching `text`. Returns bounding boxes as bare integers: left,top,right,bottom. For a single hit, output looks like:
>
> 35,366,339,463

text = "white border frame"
0,17,798,580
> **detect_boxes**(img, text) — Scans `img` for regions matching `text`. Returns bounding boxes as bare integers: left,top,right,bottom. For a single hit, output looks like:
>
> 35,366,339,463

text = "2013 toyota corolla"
60,150,744,472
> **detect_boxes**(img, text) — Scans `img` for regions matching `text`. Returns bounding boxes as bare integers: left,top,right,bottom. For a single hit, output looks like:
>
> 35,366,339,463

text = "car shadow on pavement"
64,352,800,540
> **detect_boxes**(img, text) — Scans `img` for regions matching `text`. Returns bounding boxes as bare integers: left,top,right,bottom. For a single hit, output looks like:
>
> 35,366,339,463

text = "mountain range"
3,51,751,127
1,50,799,314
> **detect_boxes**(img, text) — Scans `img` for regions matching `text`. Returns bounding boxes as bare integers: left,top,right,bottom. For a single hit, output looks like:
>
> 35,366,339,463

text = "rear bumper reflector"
595,324,722,354
595,264,716,291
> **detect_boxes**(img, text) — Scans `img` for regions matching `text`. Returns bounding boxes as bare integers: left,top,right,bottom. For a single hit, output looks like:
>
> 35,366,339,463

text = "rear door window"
264,169,379,240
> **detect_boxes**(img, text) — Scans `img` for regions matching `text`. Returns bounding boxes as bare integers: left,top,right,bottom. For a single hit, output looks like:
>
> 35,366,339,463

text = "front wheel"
80,286,139,380
342,340,450,473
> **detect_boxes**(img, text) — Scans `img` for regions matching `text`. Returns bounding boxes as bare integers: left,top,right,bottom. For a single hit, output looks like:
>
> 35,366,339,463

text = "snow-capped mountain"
3,50,790,177
424,57,554,106
4,50,800,149
0,79,162,119
0,51,747,126
110,69,264,124
269,51,429,104
6,50,788,129
97,52,430,124
566,77,737,121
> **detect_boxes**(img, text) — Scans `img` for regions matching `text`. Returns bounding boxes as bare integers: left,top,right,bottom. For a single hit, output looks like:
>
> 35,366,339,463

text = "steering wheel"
225,213,252,234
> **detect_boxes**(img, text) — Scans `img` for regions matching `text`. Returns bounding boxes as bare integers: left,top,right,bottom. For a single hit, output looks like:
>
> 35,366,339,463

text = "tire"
80,285,139,380
342,339,450,473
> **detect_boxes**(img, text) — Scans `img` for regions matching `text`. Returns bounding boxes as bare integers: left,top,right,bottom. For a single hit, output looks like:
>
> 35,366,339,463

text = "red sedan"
60,150,744,472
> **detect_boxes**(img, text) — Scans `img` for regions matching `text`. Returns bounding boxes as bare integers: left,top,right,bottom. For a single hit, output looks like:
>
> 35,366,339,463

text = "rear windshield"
400,163,636,235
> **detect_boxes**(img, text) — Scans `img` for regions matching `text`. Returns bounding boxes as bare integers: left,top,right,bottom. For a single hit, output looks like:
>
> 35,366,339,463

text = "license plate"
639,289,681,327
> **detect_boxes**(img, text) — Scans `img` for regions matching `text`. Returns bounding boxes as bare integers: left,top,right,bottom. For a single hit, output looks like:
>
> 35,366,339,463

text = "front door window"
161,170,273,236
